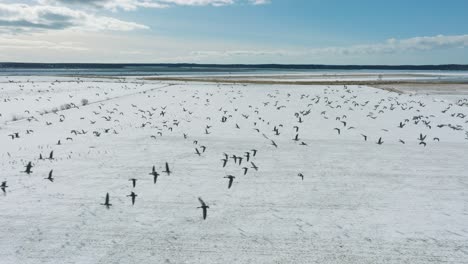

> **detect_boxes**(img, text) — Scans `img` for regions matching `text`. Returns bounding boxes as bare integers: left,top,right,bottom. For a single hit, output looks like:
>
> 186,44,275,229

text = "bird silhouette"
251,149,257,157
101,193,112,209
242,167,248,175
298,173,304,181
127,192,137,205
195,148,201,156
24,162,33,174
361,134,367,141
129,178,137,188
197,197,209,220
163,162,172,175
418,133,427,141
49,151,54,160
293,134,299,141
250,162,258,171
244,152,251,162
1,181,8,194
149,166,159,184
45,170,54,182
271,140,278,148
334,128,341,135
224,175,235,189
377,137,384,145
221,158,228,167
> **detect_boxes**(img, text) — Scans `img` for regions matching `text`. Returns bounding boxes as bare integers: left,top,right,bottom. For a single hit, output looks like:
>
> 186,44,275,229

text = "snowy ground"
1,76,468,263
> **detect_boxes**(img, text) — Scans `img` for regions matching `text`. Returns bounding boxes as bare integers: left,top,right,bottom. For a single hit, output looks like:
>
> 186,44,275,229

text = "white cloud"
249,0,270,5
38,0,267,11
0,37,88,51
307,34,468,56
191,34,468,59
0,3,148,31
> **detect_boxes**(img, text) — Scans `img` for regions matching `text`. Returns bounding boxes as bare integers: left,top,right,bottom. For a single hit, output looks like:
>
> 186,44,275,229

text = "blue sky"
0,0,467,64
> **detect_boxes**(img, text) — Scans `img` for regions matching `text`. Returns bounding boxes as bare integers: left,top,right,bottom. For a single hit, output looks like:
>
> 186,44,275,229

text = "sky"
0,0,467,64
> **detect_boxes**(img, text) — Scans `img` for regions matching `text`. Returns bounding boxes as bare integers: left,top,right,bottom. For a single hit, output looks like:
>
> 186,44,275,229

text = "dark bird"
127,192,137,205
1,181,8,194
197,197,209,220
251,149,257,157
377,137,384,145
242,167,248,175
334,128,341,135
195,148,201,156
24,162,33,174
250,162,258,171
101,193,112,209
149,166,159,184
418,133,427,141
419,141,427,147
200,146,207,152
224,175,235,189
293,134,299,142
433,137,440,141
221,158,228,168
361,134,367,141
399,139,406,144
129,178,137,188
45,170,54,182
271,140,278,148
49,151,54,160
163,162,172,175
298,173,304,181
244,152,251,162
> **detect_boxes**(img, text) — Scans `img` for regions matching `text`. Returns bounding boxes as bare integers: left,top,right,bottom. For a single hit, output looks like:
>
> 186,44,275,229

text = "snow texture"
1,76,468,263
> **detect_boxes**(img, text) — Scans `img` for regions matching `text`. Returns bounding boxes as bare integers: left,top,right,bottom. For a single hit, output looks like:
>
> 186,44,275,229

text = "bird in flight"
127,192,138,205
377,137,384,145
1,181,8,194
197,197,209,220
298,173,304,181
45,170,54,182
101,193,112,209
163,162,172,175
24,162,33,174
224,175,235,189
149,166,160,184
129,178,137,188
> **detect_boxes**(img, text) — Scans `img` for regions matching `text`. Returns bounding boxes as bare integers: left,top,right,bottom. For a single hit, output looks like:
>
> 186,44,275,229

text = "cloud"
0,36,88,51
38,0,268,11
191,34,468,59
309,34,468,56
38,0,169,11
249,0,270,5
0,3,148,32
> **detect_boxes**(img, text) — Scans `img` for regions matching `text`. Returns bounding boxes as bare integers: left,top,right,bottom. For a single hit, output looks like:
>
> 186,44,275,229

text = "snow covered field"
1,76,468,263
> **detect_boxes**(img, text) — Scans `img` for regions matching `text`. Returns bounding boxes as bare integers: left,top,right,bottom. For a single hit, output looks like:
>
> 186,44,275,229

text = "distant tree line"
1,63,468,71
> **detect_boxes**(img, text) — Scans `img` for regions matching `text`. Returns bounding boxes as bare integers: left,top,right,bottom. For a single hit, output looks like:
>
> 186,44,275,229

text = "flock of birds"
1,78,468,221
